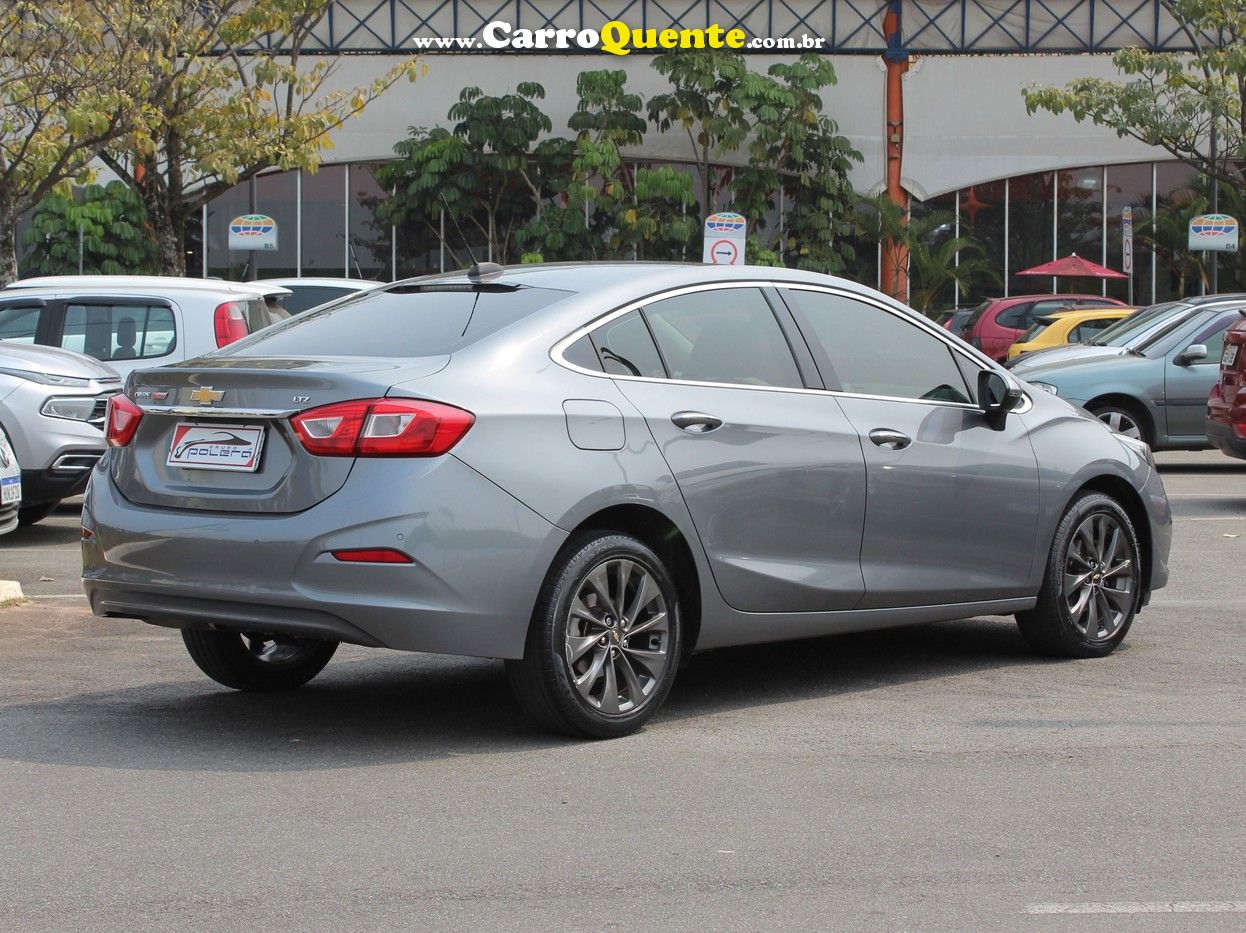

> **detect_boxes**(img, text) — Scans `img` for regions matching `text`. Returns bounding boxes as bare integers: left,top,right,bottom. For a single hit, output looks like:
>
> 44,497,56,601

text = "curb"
0,580,25,602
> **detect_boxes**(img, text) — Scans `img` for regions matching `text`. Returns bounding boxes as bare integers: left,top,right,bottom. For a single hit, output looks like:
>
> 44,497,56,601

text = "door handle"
869,428,912,450
671,411,723,433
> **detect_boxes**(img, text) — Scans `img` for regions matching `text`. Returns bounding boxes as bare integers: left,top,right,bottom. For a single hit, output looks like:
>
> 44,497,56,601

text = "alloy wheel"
564,558,671,716
1096,409,1142,441
1063,512,1138,641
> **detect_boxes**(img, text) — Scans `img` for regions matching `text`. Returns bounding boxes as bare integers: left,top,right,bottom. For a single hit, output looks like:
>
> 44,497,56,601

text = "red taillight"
213,301,249,348
291,398,474,457
105,394,143,447
331,548,413,564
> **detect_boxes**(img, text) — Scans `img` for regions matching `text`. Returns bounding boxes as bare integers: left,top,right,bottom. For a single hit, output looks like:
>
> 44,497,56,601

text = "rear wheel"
1087,400,1151,446
506,532,682,739
1016,492,1141,658
181,629,338,691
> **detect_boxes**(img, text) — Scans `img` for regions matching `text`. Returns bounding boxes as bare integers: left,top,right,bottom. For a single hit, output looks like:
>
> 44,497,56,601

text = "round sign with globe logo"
703,212,747,265
227,213,279,252
1188,213,1239,253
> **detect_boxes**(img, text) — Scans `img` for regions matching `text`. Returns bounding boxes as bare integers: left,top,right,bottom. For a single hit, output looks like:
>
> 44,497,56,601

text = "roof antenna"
439,193,478,267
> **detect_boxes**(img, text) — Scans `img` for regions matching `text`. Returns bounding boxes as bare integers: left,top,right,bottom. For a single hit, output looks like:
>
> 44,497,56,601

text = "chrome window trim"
550,279,1012,414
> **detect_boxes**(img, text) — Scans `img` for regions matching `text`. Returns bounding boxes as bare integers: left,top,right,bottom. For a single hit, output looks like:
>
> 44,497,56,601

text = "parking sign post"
1122,207,1133,305
703,212,747,265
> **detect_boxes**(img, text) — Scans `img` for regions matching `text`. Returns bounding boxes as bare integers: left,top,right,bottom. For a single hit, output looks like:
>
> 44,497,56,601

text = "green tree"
377,84,568,265
0,0,150,282
100,0,422,276
859,194,998,314
20,181,157,276
1023,0,1244,190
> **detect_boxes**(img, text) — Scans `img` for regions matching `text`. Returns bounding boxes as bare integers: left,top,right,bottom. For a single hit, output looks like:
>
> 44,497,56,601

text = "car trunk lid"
111,355,449,513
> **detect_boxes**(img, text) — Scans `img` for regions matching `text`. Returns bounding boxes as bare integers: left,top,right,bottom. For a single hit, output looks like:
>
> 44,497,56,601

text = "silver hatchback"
83,264,1172,737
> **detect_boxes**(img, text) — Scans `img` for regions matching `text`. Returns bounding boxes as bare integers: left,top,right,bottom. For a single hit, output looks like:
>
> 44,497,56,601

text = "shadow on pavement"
0,616,1042,773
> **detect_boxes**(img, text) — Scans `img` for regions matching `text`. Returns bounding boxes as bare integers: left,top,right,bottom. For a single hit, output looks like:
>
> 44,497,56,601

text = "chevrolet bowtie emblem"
189,386,225,405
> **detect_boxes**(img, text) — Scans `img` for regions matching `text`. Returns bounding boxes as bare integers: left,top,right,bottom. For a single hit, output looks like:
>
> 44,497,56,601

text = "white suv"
1,276,291,382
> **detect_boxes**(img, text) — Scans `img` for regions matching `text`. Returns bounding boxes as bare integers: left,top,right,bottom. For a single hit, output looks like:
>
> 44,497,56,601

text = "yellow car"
1007,306,1136,360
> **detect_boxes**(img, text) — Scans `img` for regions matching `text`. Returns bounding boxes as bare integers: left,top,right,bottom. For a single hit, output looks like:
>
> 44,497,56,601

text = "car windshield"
1089,302,1175,347
219,283,574,358
1021,316,1057,342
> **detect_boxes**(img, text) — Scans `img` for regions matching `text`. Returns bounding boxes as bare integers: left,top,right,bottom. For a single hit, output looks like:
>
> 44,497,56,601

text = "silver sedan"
83,263,1171,737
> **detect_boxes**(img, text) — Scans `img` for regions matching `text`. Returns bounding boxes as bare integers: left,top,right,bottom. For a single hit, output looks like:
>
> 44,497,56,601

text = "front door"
779,286,1041,608
1165,311,1237,441
591,287,868,613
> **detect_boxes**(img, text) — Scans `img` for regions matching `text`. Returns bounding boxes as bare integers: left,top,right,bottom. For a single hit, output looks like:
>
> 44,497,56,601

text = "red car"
1206,310,1246,460
955,294,1129,362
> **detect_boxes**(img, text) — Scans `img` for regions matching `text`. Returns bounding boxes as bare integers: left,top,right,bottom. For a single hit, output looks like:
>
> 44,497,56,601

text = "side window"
995,303,1032,329
1069,318,1116,343
0,305,42,343
61,304,177,361
589,310,666,378
784,289,973,404
641,288,803,388
562,334,603,372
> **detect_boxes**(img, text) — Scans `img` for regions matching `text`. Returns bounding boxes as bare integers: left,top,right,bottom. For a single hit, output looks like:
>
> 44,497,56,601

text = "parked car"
83,263,1170,738
937,306,977,335
1007,307,1136,361
0,342,120,525
1206,310,1246,460
1013,296,1246,448
0,428,20,536
259,277,384,315
2,276,291,381
959,294,1128,362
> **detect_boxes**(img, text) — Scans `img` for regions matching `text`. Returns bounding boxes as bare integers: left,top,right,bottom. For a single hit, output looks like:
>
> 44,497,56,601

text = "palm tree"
859,194,999,315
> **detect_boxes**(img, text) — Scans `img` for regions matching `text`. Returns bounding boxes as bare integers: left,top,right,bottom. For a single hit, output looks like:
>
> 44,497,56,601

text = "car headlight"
1031,382,1059,395
41,396,97,421
0,366,91,387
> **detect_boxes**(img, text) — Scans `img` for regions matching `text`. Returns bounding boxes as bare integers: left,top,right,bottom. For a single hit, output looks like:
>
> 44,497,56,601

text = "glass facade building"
176,157,1236,308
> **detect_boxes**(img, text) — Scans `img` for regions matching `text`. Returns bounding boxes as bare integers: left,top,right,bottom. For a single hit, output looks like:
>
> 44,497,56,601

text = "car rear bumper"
1205,417,1246,460
82,454,567,659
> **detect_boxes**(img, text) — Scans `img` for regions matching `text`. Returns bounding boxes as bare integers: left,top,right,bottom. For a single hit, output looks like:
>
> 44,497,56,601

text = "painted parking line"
1027,901,1246,915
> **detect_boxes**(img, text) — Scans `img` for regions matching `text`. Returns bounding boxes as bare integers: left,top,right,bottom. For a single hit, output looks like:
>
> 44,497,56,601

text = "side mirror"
1174,344,1208,366
978,370,1022,424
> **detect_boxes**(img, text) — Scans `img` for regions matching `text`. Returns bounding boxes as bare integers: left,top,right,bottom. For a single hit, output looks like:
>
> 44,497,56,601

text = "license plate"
167,423,265,472
1222,344,1239,368
0,475,19,505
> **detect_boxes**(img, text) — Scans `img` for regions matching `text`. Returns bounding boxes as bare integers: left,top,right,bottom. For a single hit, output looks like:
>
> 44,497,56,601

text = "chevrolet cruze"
83,264,1172,738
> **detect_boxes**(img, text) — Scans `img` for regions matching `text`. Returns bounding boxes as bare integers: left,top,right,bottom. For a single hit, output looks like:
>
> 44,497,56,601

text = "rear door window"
641,288,803,389
995,302,1033,329
589,311,666,378
61,303,176,361
224,285,572,358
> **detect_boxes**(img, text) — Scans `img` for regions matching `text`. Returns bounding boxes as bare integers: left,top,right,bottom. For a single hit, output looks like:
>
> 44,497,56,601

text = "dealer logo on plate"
167,423,265,472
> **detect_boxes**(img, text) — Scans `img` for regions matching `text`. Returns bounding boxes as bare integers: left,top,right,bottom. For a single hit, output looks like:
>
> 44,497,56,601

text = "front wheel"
1016,492,1142,658
1087,401,1151,446
506,532,682,739
181,629,338,691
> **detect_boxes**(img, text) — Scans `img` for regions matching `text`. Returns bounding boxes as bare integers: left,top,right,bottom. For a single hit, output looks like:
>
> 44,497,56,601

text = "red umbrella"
1016,253,1127,280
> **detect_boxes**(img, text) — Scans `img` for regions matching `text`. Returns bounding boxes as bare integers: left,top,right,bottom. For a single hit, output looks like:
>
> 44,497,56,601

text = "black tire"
506,531,682,739
17,503,54,526
181,629,338,691
1087,399,1152,447
1017,492,1142,658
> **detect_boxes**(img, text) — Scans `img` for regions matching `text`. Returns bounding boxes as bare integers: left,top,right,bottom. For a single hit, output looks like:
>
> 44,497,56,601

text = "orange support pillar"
881,0,910,303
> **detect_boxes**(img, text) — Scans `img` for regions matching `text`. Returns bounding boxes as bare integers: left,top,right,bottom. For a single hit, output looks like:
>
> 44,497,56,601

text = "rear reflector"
291,398,474,457
331,548,413,564
105,394,143,447
213,301,249,348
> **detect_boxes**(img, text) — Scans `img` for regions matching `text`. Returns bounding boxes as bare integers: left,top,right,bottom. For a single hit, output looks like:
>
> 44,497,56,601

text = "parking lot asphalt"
0,452,1243,931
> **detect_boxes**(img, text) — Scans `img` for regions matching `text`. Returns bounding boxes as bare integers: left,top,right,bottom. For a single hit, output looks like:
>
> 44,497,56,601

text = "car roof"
7,275,290,298
260,277,385,290
1044,306,1135,321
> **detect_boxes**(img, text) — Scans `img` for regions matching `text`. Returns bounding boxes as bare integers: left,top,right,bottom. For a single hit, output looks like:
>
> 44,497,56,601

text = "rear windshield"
220,284,573,358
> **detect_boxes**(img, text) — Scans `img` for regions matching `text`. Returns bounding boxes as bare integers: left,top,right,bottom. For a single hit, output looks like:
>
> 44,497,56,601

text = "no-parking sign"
703,212,747,265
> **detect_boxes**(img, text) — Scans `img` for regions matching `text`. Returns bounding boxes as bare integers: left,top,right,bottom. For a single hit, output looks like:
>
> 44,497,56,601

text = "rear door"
779,286,1041,608
601,284,868,613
